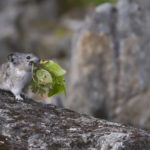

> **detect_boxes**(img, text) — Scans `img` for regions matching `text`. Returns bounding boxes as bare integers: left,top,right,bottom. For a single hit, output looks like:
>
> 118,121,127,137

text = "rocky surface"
67,0,150,130
67,2,119,118
1,0,150,135
0,90,150,150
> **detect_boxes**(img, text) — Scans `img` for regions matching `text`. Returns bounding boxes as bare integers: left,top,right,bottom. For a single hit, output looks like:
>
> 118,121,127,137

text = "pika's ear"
7,53,14,62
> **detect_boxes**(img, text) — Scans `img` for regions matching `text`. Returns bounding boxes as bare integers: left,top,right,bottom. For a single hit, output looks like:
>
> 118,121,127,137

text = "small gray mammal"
0,52,40,100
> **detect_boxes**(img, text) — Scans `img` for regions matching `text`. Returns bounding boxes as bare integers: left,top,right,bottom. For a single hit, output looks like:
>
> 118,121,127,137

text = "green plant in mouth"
31,60,66,97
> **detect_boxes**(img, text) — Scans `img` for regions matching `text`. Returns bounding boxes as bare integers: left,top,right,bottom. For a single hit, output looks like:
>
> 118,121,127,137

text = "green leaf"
30,60,67,98
48,76,66,97
36,69,53,85
42,60,66,77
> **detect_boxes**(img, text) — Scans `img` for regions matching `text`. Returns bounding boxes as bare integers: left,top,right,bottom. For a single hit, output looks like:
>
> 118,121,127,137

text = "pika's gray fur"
0,52,40,100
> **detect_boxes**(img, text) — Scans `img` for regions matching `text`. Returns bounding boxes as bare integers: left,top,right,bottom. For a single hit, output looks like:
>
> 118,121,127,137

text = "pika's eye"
26,56,31,60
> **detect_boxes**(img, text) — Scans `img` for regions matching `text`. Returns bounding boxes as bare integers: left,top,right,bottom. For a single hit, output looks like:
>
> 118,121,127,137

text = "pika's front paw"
15,95,24,101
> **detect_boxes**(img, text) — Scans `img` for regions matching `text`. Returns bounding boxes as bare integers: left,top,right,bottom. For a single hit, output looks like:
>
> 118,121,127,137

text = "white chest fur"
13,67,31,84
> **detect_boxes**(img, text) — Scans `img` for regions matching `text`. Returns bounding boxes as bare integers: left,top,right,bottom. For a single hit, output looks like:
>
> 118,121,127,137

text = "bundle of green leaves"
31,60,66,97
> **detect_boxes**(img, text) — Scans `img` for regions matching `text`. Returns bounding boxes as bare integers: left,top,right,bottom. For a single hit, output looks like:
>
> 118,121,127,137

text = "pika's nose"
29,58,40,65
36,58,41,63
32,58,40,63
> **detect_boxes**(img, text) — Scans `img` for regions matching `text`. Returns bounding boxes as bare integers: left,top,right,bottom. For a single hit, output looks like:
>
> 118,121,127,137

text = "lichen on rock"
0,90,150,149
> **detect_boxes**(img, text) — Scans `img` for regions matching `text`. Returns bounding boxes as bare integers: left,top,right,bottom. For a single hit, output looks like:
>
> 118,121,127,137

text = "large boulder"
67,0,150,130
67,3,116,119
111,0,150,130
0,90,150,149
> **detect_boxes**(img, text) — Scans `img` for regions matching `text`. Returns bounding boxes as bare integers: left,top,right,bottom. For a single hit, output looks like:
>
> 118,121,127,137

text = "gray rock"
0,0,21,63
0,0,72,63
67,3,117,118
67,0,150,130
111,0,150,130
0,89,150,149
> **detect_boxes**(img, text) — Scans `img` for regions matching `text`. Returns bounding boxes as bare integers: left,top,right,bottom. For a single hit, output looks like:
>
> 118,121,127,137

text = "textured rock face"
113,0,150,130
67,3,116,119
0,90,150,149
68,0,150,130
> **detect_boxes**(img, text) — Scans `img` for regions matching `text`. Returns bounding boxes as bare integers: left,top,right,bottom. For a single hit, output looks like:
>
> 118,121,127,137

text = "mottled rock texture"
68,0,150,130
0,90,150,150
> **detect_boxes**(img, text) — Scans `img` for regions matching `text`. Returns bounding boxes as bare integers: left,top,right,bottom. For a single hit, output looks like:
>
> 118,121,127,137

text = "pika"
0,52,40,100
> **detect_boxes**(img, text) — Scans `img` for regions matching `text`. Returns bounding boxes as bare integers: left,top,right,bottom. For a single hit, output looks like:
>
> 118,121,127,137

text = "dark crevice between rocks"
109,5,121,118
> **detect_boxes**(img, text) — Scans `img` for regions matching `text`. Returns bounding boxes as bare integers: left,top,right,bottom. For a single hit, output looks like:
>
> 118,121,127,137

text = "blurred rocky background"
1,0,150,132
